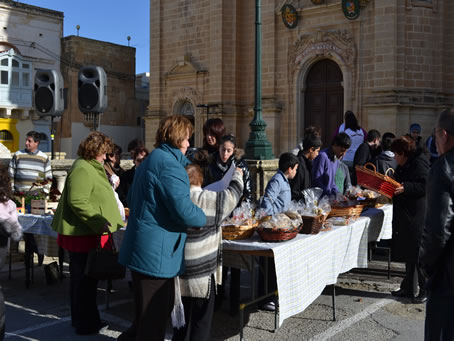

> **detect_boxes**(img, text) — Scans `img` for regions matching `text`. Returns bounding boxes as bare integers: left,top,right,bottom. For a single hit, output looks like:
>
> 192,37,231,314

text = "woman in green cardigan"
52,131,124,335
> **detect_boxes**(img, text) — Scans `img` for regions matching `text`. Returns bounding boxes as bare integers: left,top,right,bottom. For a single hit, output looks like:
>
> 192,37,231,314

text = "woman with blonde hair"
52,131,124,335
119,115,206,341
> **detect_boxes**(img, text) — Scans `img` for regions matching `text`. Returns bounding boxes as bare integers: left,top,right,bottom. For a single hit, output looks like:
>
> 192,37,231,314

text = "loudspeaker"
78,66,107,113
34,69,64,117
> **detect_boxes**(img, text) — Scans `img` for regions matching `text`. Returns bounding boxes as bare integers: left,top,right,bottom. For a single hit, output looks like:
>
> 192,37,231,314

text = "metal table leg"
332,284,336,321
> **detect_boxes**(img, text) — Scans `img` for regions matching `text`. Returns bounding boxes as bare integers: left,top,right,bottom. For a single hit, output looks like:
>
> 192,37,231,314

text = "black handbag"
85,232,126,280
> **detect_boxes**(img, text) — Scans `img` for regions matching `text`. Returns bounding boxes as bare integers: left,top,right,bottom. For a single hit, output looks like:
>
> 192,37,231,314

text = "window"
23,72,29,87
22,63,29,69
12,59,19,67
1,71,8,84
1,59,8,66
11,71,19,86
0,130,13,140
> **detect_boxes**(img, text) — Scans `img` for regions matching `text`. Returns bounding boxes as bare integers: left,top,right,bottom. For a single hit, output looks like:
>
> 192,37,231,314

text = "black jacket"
373,151,397,175
207,149,252,203
117,166,136,207
419,148,454,293
392,149,429,263
289,151,312,201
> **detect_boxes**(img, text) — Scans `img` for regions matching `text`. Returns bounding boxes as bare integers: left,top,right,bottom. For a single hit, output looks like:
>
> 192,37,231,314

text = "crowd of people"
0,107,453,340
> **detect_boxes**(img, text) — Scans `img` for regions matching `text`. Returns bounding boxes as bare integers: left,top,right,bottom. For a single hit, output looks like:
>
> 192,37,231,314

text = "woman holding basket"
390,135,430,304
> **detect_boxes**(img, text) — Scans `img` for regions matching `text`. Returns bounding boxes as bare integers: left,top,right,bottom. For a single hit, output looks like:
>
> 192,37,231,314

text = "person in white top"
334,111,367,167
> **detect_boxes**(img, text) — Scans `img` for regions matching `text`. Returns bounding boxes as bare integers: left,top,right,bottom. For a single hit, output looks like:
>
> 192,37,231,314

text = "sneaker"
262,301,276,312
412,292,427,304
391,288,412,298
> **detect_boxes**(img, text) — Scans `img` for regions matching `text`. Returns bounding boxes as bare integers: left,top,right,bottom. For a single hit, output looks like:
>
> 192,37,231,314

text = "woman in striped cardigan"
172,164,243,341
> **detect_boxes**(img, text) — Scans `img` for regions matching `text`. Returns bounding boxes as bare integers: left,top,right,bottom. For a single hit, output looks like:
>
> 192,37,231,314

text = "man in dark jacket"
290,133,322,201
373,132,397,175
352,129,381,184
419,108,454,340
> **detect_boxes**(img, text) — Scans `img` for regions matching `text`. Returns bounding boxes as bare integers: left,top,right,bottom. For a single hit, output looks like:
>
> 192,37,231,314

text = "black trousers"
0,285,4,341
172,275,216,341
131,271,175,341
425,290,454,340
68,251,101,331
400,261,426,296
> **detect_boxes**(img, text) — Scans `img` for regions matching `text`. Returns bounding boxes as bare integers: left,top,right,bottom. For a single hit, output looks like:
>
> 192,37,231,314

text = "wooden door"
304,59,344,147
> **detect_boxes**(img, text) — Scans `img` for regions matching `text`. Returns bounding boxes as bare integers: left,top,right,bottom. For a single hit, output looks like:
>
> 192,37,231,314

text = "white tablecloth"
223,204,393,327
18,214,59,257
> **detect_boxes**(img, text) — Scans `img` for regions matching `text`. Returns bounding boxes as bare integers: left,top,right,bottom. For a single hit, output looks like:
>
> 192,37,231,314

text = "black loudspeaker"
34,69,64,117
78,66,108,113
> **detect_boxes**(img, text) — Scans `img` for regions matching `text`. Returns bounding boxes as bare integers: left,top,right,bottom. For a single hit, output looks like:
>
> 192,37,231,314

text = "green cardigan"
52,158,124,236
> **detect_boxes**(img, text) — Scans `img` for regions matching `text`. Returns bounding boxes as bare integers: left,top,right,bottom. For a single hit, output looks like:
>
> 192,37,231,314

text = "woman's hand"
394,185,404,195
235,168,243,176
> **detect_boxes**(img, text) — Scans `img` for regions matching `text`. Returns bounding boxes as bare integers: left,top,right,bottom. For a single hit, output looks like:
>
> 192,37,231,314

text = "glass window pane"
1,59,8,66
1,71,8,84
12,60,19,67
22,63,29,69
11,71,19,86
23,72,29,87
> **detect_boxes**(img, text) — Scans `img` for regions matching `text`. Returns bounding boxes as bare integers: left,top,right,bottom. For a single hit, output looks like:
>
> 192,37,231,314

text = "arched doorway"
304,59,344,147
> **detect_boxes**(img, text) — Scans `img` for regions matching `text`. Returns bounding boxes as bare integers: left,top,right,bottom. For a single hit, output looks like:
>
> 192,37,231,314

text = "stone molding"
288,29,356,72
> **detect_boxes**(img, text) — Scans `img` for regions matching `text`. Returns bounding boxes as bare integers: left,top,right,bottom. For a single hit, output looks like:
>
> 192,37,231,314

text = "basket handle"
364,162,377,173
384,168,395,177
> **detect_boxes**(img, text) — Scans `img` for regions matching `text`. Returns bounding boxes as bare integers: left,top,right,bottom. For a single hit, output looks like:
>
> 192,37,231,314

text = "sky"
19,0,150,74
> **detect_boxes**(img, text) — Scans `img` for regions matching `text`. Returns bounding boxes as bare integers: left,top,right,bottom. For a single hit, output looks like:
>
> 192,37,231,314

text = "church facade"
146,0,453,154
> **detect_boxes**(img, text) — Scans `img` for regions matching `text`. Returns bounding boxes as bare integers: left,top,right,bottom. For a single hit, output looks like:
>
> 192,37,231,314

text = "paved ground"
1,253,426,341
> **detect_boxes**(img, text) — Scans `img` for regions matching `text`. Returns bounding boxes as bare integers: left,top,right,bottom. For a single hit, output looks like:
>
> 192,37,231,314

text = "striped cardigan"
180,170,244,299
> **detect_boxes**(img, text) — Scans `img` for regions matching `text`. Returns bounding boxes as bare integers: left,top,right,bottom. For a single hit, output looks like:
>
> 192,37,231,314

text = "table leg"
230,268,240,316
23,234,33,288
332,284,336,321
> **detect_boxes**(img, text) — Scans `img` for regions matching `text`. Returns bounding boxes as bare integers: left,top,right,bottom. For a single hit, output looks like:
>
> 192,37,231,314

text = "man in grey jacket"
419,108,454,340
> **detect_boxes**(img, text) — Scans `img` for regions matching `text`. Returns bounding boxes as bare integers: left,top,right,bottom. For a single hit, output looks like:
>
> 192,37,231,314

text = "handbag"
85,232,126,280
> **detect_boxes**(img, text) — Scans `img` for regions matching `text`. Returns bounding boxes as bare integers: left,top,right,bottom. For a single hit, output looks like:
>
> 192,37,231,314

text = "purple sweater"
311,147,339,196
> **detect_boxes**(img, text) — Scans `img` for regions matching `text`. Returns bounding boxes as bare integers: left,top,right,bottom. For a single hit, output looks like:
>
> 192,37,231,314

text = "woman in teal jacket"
119,115,206,341
52,131,124,335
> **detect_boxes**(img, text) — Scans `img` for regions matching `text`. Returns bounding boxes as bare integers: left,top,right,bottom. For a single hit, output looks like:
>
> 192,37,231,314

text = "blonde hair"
155,115,193,148
77,131,113,160
185,164,203,187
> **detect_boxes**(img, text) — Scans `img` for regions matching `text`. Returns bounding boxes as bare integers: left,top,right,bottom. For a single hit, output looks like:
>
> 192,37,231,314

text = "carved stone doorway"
304,59,344,147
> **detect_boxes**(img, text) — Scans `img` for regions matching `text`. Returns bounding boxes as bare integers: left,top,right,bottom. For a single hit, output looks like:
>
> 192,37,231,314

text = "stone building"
146,0,453,154
58,36,145,157
0,0,63,153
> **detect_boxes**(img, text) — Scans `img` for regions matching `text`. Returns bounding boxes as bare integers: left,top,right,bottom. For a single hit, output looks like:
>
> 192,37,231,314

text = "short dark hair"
128,138,144,152
26,131,41,144
437,108,454,136
302,134,322,152
381,136,394,152
332,132,351,149
279,152,299,172
367,129,381,143
108,144,122,158
391,135,416,157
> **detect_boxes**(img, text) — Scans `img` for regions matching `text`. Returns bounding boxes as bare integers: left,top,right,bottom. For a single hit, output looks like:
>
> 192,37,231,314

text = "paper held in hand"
203,163,235,192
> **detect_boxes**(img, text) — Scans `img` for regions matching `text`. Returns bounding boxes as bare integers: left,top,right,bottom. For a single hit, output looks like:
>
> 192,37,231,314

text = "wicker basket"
222,224,256,240
257,226,301,242
300,215,327,234
328,204,364,218
355,163,401,199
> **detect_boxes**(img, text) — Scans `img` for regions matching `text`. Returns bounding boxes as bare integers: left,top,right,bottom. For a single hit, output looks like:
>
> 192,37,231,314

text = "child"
261,152,299,216
173,164,244,341
0,166,22,339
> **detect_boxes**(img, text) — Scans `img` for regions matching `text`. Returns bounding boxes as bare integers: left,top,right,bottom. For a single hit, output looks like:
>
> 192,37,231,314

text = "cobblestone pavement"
1,256,425,341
